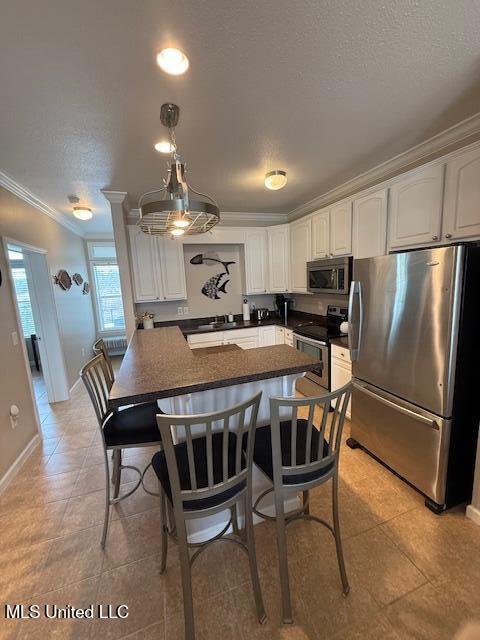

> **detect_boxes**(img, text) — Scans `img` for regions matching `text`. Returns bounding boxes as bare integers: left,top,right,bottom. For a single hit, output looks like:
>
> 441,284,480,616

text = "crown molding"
127,208,288,227
0,170,84,236
289,111,480,220
101,190,128,204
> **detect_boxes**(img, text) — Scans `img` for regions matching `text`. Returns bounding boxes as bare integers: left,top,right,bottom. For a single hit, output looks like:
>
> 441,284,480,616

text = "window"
88,243,125,333
8,249,36,338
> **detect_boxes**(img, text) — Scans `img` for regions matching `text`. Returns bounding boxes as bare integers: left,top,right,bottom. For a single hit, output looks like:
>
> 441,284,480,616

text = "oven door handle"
293,333,327,348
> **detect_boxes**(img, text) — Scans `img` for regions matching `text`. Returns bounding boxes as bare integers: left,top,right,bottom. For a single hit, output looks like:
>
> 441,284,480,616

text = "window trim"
87,242,125,336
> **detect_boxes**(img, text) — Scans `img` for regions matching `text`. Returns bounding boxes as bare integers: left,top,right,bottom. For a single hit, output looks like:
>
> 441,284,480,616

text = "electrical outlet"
183,306,189,315
11,331,19,346
177,307,183,315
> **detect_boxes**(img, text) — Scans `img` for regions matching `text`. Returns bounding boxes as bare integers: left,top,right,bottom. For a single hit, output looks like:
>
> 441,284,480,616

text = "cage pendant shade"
138,103,220,236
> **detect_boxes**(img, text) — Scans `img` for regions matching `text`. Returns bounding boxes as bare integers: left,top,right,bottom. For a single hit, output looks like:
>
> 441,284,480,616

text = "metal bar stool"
251,381,353,623
152,392,267,640
80,353,162,547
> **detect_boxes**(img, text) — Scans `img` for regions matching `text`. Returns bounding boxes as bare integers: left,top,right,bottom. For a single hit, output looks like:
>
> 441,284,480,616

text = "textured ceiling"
2,0,480,234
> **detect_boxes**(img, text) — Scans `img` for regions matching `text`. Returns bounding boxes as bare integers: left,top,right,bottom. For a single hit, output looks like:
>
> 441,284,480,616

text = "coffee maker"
275,294,292,324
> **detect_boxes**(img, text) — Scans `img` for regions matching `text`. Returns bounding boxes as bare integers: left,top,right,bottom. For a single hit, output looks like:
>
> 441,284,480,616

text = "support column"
101,190,136,340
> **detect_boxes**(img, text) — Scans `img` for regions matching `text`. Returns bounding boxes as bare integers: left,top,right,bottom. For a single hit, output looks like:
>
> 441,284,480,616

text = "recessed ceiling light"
265,170,287,191
154,140,175,153
170,228,186,236
156,48,189,75
73,206,93,220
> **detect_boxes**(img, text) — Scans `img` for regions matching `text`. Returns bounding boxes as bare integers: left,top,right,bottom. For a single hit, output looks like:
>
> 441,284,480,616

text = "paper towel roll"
242,302,250,322
340,321,349,334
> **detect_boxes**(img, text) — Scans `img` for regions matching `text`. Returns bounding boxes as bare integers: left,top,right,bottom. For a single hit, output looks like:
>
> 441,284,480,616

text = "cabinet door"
245,229,268,294
330,201,352,256
128,226,163,302
159,237,187,300
267,226,290,292
352,189,388,259
259,326,276,346
275,326,285,344
389,165,444,249
443,146,480,241
290,219,312,293
225,337,258,349
331,358,352,418
311,209,330,258
284,329,293,346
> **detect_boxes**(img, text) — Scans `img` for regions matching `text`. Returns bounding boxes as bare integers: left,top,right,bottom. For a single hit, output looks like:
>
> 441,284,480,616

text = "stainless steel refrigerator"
347,244,480,512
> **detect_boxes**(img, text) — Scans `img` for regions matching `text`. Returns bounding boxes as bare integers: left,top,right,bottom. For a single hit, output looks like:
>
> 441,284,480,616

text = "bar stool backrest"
80,353,113,428
270,382,352,487
157,392,262,510
93,338,114,388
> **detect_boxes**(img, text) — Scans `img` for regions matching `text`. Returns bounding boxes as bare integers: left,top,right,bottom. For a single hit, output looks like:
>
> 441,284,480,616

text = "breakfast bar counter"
109,326,320,409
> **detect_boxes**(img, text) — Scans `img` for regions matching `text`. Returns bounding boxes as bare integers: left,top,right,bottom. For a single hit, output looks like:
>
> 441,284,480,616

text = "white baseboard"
0,434,40,494
466,503,480,526
69,377,82,395
187,495,300,544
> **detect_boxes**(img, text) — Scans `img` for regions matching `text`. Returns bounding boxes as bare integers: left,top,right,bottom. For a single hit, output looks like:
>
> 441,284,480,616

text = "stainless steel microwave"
307,257,352,295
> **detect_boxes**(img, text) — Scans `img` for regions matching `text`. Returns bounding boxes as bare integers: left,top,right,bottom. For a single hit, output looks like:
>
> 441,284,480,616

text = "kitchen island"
109,326,321,541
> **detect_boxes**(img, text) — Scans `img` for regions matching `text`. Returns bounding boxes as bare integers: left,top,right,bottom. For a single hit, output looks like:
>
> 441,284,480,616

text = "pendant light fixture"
138,103,220,237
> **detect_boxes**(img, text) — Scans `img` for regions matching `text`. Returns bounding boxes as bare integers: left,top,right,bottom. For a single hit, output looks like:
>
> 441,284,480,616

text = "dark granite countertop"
109,326,321,408
138,311,324,336
330,336,350,349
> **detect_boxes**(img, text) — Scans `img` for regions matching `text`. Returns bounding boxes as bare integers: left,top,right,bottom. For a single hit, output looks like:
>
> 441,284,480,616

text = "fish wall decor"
190,253,236,300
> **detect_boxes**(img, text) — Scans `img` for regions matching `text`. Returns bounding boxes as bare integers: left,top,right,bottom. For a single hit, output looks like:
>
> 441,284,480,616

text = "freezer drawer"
351,381,451,505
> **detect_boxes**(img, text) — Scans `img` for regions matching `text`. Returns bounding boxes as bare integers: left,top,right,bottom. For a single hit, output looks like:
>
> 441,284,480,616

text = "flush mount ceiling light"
265,170,287,190
154,140,176,153
138,103,220,237
156,48,189,75
68,195,93,220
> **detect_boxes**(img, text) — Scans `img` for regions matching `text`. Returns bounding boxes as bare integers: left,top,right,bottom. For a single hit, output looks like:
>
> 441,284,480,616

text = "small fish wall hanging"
82,282,90,295
72,273,83,286
190,253,236,300
54,269,72,290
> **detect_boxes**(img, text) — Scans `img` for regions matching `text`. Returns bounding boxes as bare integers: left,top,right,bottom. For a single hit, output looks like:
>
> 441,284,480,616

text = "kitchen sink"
196,321,239,331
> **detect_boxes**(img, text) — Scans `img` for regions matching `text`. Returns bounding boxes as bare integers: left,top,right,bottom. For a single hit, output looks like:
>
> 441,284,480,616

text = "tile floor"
1,363,480,639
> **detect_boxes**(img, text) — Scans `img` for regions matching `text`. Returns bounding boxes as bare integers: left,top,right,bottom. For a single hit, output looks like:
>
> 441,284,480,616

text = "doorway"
5,239,69,418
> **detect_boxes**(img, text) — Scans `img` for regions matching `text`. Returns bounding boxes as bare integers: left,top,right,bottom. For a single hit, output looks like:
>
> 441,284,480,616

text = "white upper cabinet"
290,218,312,293
244,229,268,294
128,226,186,302
159,237,187,300
443,146,480,241
388,164,444,249
352,189,388,259
330,201,353,256
128,226,163,302
267,225,290,292
311,209,330,258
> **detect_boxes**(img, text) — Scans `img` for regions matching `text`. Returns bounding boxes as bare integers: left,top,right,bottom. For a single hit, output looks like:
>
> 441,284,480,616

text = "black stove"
294,306,348,344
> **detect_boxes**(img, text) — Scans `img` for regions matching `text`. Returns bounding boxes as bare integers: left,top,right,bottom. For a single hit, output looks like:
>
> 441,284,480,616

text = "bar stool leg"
176,515,195,640
244,494,267,624
332,472,349,595
112,449,121,500
230,505,240,537
274,488,293,623
302,490,310,515
160,488,168,574
102,452,112,549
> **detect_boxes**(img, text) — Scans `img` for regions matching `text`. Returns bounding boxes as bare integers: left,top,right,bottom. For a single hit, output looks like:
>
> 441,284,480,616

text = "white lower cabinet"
258,326,276,346
187,332,225,349
284,329,293,347
330,344,352,419
275,326,285,344
224,328,259,349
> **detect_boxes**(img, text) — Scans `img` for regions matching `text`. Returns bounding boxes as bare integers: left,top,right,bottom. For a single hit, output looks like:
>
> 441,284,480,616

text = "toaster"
256,308,270,321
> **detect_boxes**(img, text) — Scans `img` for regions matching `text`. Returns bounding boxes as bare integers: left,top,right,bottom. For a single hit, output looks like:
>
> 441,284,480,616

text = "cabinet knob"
445,233,452,239
432,235,439,241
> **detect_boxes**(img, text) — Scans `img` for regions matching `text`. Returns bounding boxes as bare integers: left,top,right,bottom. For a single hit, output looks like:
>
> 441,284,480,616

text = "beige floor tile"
344,527,427,607
433,560,480,617
60,489,106,534
38,436,61,455
291,552,380,638
0,470,78,516
384,582,473,640
0,540,52,602
71,463,109,497
93,555,164,639
0,611,20,640
83,446,108,468
112,483,160,520
15,577,99,640
102,509,163,570
36,526,105,594
41,448,89,477
0,500,68,551
54,431,95,453
331,612,401,639
381,506,480,581
121,621,165,639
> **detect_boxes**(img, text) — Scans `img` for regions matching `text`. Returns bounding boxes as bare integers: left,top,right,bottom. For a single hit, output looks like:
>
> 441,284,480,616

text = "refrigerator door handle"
354,383,439,429
348,280,363,361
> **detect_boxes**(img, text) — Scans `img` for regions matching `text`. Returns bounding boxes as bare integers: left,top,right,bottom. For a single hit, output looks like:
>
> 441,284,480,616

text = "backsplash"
135,243,276,322
292,293,348,315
